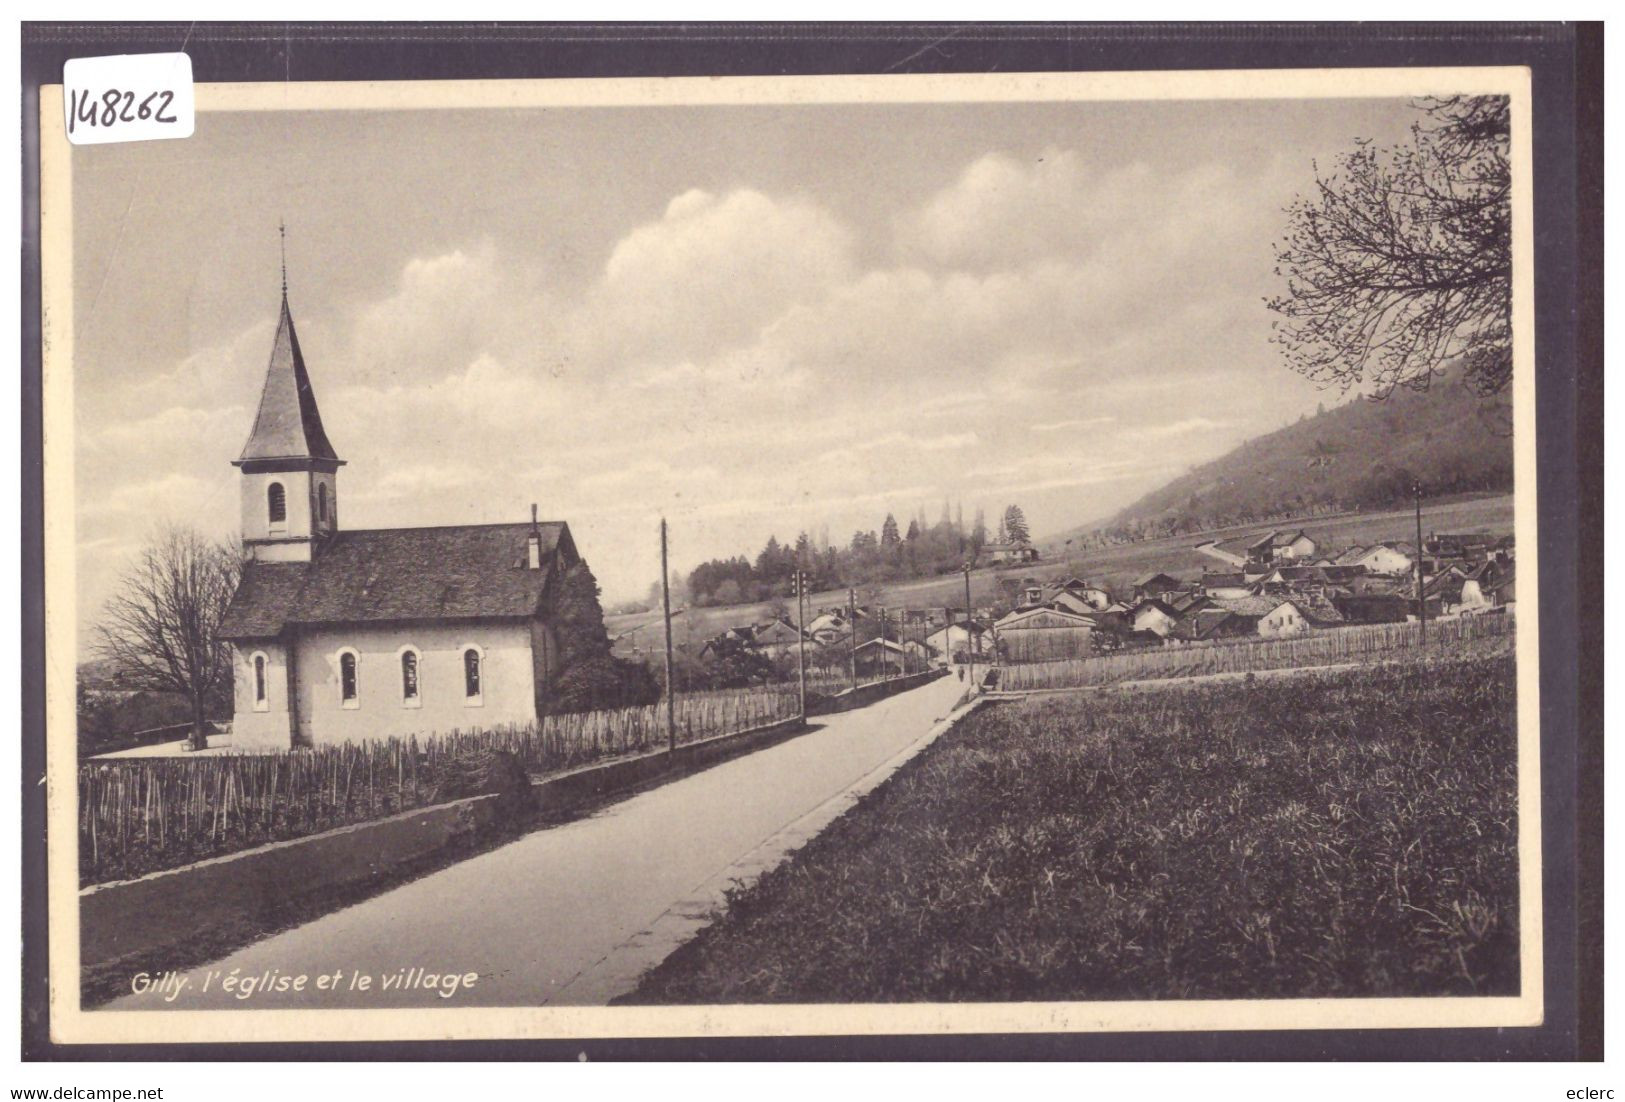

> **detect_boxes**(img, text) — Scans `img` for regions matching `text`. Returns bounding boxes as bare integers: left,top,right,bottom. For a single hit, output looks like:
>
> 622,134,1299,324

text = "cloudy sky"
70,93,1422,642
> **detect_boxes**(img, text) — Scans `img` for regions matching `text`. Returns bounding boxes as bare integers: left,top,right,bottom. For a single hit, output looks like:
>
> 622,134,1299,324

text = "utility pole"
963,562,975,691
848,587,858,693
1414,479,1427,649
791,569,808,717
879,606,888,683
660,518,676,753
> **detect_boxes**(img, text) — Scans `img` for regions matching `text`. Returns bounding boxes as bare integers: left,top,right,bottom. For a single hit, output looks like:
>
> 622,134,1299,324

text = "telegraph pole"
848,586,858,692
963,562,975,691
792,569,808,717
879,606,889,683
1414,479,1427,648
660,518,676,753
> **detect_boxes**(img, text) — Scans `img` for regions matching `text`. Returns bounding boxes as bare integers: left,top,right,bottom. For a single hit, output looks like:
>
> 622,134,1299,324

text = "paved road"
111,673,969,1011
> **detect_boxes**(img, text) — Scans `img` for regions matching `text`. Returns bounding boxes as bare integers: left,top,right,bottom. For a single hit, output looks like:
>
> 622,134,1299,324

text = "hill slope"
1082,375,1512,543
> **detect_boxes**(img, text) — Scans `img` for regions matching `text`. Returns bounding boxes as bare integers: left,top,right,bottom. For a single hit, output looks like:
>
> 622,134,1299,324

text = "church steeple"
233,292,342,465
234,230,344,562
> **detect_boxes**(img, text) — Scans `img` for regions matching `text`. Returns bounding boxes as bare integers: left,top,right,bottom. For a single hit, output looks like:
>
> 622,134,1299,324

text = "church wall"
293,622,538,745
231,641,295,750
528,619,557,714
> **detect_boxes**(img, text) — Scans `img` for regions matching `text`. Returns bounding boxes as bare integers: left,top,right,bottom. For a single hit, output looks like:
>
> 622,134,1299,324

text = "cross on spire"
278,218,287,296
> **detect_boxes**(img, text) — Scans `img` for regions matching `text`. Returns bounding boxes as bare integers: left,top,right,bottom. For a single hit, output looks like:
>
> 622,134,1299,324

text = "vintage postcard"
41,65,1541,1046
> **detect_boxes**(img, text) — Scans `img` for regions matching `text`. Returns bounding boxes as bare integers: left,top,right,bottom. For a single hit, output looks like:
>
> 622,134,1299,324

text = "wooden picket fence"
997,612,1515,692
78,686,798,886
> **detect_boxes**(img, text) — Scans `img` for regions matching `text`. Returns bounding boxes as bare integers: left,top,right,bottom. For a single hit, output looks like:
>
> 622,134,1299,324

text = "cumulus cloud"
345,243,531,389
75,132,1337,625
580,188,855,370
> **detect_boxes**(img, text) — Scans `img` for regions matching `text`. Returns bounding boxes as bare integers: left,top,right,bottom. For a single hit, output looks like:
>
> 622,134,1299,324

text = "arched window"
400,648,420,706
317,483,329,524
267,482,287,526
462,647,483,704
338,650,359,707
252,653,269,711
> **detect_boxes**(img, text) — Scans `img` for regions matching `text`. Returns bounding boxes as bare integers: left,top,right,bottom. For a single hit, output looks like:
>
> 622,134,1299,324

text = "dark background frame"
20,21,1602,1062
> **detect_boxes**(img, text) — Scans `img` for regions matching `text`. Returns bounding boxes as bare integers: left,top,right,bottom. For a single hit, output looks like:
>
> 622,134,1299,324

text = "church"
219,279,578,749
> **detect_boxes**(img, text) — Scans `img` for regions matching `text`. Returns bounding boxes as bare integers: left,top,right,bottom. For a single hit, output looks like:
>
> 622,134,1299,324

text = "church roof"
235,295,342,466
220,522,576,639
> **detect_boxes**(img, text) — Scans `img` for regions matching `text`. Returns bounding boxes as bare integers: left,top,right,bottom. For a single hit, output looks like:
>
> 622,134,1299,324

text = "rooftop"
235,295,342,466
220,521,575,639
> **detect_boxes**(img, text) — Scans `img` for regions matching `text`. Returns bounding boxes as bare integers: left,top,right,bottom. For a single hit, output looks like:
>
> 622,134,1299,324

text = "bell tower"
233,225,344,563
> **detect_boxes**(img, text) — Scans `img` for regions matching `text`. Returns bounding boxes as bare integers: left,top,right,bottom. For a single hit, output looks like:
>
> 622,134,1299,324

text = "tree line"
687,503,1031,608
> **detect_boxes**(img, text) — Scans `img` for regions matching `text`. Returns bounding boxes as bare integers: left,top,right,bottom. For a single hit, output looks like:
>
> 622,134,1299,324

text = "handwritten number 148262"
68,87,179,135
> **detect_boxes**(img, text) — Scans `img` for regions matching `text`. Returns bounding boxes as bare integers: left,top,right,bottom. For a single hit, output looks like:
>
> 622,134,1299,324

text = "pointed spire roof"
235,292,342,466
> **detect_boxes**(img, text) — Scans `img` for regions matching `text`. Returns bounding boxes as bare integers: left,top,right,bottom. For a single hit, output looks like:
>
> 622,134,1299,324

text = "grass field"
606,493,1514,656
624,654,1519,1004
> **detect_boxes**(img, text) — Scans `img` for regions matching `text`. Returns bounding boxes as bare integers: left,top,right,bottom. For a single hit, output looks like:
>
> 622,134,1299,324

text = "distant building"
985,540,1039,565
1350,542,1415,576
1426,533,1497,560
1258,593,1344,637
926,621,988,663
1247,529,1318,564
1050,577,1112,611
853,637,908,677
994,606,1096,662
1259,599,1312,638
1200,572,1253,600
1130,572,1183,604
749,618,812,659
1167,608,1254,643
1332,593,1411,624
1128,598,1180,638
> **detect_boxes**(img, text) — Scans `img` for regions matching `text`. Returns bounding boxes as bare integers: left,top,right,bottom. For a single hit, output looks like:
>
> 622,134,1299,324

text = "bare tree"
1268,96,1511,399
95,526,241,751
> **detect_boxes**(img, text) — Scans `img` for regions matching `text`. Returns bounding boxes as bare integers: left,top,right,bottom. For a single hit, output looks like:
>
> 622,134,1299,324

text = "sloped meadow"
628,656,1519,1003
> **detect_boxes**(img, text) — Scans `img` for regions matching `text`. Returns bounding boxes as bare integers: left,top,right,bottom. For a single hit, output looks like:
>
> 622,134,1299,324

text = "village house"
1347,542,1415,576
219,287,582,749
1332,592,1412,624
1167,608,1254,643
1127,597,1180,638
1258,599,1311,638
1047,589,1099,616
1425,532,1497,561
1200,571,1254,600
697,626,759,659
985,540,1039,565
1130,572,1183,604
1205,595,1282,635
993,606,1096,662
925,620,989,664
1050,577,1113,611
853,637,909,677
1247,529,1318,565
804,610,851,645
747,617,812,660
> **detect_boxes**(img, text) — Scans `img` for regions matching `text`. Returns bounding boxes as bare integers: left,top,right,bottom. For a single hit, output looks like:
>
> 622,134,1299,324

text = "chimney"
527,503,542,570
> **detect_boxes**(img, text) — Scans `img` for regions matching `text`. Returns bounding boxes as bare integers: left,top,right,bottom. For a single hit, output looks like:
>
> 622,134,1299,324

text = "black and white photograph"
37,60,1547,1047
